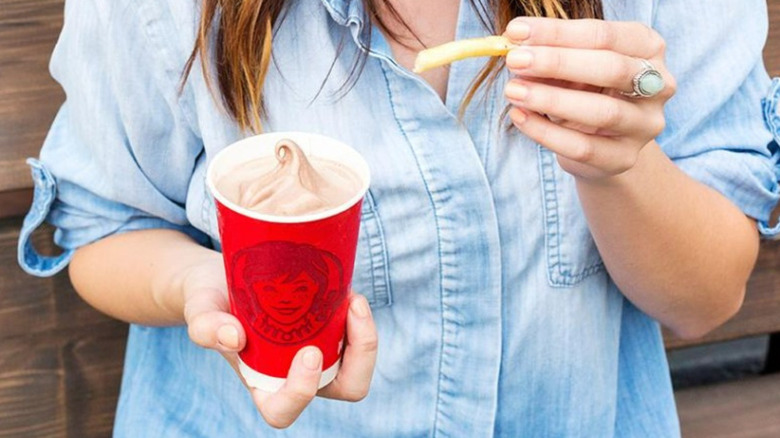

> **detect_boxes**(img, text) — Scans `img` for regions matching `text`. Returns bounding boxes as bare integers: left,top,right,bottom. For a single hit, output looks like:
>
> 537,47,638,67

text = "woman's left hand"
182,254,378,429
503,17,676,181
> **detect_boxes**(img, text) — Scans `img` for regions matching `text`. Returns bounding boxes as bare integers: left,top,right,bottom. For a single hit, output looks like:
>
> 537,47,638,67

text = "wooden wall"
0,0,63,218
0,2,127,437
1,1,780,437
0,223,126,437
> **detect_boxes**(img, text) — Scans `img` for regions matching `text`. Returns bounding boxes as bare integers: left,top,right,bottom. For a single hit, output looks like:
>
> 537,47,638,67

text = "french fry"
413,35,513,73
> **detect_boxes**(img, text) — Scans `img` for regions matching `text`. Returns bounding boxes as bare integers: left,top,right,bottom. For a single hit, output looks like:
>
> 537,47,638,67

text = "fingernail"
303,348,322,370
351,296,370,319
506,22,531,41
511,108,528,124
217,325,239,350
506,49,533,69
505,82,529,101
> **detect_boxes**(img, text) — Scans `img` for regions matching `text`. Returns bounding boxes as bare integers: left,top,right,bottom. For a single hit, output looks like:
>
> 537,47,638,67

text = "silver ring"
620,59,665,99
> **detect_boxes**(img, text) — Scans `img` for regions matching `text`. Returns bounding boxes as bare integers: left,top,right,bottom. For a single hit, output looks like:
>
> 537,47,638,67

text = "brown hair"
183,0,603,132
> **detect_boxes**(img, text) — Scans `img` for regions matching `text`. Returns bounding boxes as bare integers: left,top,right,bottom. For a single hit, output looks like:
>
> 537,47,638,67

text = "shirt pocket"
538,147,605,287
352,190,392,308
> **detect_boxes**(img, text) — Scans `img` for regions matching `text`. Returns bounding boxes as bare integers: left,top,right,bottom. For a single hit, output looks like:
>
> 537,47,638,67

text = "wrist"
152,243,222,324
178,250,223,301
574,141,663,194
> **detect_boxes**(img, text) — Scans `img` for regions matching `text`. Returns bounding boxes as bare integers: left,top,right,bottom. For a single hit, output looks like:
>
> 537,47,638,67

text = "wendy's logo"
231,241,347,345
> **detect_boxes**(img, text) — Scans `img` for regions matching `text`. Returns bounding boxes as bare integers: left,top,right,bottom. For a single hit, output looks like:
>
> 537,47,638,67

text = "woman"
18,0,780,436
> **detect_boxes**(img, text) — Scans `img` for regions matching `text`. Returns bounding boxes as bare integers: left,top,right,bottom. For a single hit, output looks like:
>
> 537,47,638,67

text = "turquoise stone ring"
621,59,665,98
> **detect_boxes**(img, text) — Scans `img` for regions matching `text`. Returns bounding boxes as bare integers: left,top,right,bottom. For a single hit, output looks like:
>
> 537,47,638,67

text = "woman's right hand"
181,253,378,429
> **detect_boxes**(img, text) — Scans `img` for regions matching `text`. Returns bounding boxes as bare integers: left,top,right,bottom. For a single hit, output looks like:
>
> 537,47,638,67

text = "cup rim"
206,132,371,224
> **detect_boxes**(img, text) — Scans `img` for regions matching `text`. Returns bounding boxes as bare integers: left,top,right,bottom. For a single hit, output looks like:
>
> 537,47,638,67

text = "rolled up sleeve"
653,0,780,238
18,0,206,276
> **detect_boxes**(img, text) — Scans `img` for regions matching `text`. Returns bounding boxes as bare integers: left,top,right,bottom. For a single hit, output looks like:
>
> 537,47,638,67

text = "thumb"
184,287,246,353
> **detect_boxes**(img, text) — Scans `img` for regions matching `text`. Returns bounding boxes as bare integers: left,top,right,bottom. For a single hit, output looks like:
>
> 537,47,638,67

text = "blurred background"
1,1,779,437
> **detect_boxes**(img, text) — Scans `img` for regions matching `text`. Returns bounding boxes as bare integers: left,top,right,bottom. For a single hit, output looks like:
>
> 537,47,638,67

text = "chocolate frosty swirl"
217,139,361,216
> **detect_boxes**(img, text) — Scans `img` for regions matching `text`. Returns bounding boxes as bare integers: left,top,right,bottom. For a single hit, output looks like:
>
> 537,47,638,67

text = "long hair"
182,0,604,132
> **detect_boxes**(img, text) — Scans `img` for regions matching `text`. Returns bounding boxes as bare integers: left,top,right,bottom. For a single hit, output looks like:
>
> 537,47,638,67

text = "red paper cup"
206,132,370,392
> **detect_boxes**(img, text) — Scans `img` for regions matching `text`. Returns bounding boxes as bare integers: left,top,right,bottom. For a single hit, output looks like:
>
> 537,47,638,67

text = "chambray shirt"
18,0,780,436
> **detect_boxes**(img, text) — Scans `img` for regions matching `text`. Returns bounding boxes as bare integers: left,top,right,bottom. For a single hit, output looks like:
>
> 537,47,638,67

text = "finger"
504,79,664,136
505,17,664,59
509,108,638,175
184,288,246,352
318,294,378,401
506,46,668,96
252,346,323,429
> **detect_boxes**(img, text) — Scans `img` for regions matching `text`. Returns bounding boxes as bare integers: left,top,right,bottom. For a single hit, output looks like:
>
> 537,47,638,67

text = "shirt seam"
539,146,605,286
136,0,202,140
364,190,393,306
379,61,445,438
361,198,379,302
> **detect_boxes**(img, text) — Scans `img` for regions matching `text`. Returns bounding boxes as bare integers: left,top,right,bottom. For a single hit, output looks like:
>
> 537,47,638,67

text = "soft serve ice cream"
216,139,362,216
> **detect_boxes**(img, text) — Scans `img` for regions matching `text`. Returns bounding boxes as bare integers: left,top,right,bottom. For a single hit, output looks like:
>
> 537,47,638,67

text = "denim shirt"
17,0,780,436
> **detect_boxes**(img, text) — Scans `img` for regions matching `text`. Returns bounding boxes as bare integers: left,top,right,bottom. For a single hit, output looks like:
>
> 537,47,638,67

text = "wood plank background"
1,4,125,437
0,220,127,438
1,1,780,437
0,0,63,217
676,373,780,438
768,0,780,77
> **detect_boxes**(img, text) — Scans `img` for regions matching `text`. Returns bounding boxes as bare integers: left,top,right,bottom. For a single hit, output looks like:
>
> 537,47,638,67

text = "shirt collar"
319,0,365,27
